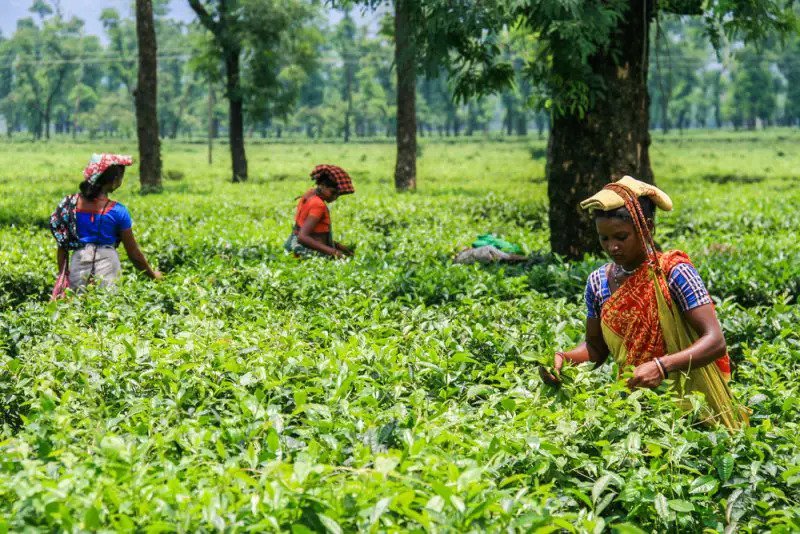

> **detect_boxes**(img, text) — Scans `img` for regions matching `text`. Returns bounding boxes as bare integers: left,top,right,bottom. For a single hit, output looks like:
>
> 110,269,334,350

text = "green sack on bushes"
471,233,523,254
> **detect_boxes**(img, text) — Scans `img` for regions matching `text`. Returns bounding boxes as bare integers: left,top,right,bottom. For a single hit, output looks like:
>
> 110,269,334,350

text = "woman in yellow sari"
548,176,748,429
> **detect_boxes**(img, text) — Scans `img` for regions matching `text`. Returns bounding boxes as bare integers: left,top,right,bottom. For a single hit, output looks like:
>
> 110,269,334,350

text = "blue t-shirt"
76,201,132,246
585,262,712,319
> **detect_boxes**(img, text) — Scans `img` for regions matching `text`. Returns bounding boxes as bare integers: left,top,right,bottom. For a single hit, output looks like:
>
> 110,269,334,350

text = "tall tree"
334,11,358,143
538,1,656,258
437,0,797,258
333,1,511,190
135,0,163,192
499,28,534,136
778,36,800,127
11,7,82,139
0,35,16,137
189,0,248,182
704,68,726,128
393,0,416,190
156,16,195,139
241,4,320,138
100,8,137,97
188,0,316,182
648,17,710,133
727,47,778,129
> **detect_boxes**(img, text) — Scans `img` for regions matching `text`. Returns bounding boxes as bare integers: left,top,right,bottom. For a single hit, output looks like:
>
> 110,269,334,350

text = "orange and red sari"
600,250,748,429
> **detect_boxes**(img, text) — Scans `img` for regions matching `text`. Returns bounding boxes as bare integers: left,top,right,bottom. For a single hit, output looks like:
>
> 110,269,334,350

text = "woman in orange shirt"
284,164,355,258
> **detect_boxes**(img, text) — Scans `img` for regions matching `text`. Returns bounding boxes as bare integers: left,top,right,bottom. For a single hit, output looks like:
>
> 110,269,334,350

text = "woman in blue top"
53,154,161,291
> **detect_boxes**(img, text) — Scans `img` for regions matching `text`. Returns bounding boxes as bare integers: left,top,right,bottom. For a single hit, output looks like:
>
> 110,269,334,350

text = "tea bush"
0,132,799,531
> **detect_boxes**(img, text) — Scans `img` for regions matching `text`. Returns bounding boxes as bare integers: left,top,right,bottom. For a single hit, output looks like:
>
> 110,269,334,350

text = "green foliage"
99,7,137,96
726,48,780,129
188,0,319,117
512,0,629,115
3,6,87,139
239,0,321,121
649,16,710,132
1,3,797,140
0,133,799,529
779,35,800,125
438,0,797,120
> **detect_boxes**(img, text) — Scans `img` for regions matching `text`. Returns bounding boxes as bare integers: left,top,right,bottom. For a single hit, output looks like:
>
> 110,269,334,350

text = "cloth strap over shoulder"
50,194,81,250
650,259,749,429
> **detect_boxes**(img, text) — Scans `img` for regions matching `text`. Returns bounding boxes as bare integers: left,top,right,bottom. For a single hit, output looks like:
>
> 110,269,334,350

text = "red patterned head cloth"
83,153,133,185
311,164,354,195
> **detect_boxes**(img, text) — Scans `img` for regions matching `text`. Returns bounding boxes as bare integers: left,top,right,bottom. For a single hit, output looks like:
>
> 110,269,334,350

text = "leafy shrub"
164,169,185,181
0,134,799,531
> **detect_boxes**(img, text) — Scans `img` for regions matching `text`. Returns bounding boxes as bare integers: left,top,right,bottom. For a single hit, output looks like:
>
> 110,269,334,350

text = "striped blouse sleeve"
585,269,603,319
667,263,712,312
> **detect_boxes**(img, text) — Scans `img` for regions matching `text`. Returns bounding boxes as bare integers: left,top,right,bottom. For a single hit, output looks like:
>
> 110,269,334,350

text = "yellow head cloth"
579,175,673,213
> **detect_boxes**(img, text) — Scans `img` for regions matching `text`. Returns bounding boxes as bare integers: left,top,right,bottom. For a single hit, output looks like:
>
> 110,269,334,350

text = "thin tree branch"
188,0,220,36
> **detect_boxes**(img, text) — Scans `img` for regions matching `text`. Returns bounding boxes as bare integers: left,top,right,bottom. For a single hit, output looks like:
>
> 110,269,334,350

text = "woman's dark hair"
79,165,124,200
594,196,656,222
313,172,337,190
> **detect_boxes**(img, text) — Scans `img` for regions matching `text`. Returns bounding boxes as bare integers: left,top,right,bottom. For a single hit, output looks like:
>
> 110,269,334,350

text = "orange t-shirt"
294,190,330,233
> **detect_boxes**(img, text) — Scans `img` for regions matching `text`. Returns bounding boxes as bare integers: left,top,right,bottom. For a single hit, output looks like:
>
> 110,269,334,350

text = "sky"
0,0,382,40
1,0,196,38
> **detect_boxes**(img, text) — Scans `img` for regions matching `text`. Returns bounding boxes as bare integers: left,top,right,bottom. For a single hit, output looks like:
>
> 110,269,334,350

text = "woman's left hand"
627,361,664,389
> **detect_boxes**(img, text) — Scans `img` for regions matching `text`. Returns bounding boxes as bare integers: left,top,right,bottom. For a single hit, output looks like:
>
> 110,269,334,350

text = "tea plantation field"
1,132,799,531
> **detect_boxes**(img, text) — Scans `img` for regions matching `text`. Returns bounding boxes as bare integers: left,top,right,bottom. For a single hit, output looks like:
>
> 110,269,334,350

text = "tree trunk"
207,81,214,165
654,23,671,134
536,112,547,139
135,0,163,193
72,87,82,140
547,0,653,259
516,112,528,136
43,72,64,141
344,54,353,143
504,95,514,135
225,50,248,182
171,84,190,139
394,0,416,191
466,103,476,136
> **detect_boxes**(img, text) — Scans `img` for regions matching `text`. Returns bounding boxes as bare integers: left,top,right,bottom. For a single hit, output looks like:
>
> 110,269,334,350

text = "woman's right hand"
151,270,163,280
336,243,355,257
539,353,563,386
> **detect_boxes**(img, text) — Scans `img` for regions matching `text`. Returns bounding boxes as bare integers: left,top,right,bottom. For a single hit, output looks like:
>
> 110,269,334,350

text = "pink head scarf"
83,153,133,185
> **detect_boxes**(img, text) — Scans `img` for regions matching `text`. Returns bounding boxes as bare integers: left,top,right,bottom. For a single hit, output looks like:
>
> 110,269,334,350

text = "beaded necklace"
612,262,639,286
